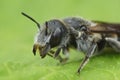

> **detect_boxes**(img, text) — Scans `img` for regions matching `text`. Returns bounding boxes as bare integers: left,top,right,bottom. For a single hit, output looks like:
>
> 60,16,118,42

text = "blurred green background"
1,0,120,80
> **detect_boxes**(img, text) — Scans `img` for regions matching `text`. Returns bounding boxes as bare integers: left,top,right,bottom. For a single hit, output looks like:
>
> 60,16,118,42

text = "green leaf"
1,49,120,80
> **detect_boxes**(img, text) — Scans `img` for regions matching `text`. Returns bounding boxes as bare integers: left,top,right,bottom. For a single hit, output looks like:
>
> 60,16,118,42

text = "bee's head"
21,12,52,58
32,22,52,58
32,19,67,58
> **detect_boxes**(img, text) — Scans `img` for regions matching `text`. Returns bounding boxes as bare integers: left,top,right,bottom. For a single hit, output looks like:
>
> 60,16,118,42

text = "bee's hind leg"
106,38,120,52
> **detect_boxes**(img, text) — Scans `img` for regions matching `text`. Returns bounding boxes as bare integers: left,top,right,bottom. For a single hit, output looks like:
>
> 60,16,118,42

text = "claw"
32,43,51,58
40,44,51,58
32,44,38,56
32,48,36,56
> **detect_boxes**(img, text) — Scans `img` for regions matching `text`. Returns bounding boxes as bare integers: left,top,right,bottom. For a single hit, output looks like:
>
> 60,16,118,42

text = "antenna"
21,12,41,29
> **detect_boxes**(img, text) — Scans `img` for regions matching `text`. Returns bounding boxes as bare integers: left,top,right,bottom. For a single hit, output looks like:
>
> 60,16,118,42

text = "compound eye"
80,25,87,31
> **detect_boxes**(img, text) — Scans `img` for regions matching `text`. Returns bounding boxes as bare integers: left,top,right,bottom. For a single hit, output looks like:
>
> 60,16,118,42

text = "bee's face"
32,26,52,58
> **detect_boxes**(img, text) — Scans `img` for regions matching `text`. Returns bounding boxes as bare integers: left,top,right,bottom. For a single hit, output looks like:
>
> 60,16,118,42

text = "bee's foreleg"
54,33,70,58
106,38,120,52
77,42,97,74
48,50,65,63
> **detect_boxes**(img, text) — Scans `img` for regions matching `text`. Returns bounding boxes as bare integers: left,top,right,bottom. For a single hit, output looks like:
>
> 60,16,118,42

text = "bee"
22,12,120,74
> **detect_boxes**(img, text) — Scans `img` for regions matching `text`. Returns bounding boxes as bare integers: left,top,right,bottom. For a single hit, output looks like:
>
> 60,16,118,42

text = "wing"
89,21,120,35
